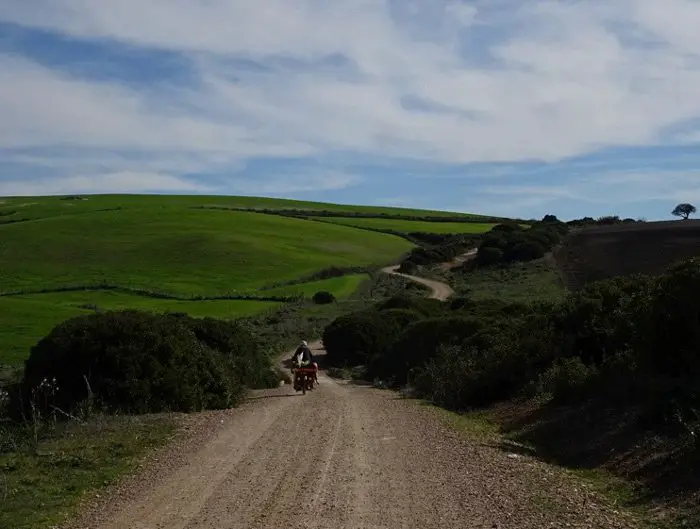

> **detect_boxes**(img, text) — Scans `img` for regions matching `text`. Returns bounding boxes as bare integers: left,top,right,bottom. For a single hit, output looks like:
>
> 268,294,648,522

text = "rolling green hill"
0,194,492,367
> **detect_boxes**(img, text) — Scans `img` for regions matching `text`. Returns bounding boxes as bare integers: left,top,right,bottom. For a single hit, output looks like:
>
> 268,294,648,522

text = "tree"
672,203,696,220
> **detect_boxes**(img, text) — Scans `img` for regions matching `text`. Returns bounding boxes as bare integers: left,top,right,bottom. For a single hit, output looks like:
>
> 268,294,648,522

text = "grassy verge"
0,414,177,529
435,401,700,528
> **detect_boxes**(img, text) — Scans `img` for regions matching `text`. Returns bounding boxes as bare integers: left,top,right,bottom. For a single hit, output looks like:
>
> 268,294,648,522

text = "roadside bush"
633,258,700,387
398,261,418,274
312,290,336,305
385,316,486,384
322,310,401,367
537,357,599,404
17,310,241,416
414,327,547,410
179,316,277,389
552,274,654,366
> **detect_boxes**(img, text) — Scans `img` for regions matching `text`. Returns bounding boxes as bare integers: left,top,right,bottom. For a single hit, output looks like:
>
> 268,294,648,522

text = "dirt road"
381,265,455,300
68,263,637,529
381,248,478,301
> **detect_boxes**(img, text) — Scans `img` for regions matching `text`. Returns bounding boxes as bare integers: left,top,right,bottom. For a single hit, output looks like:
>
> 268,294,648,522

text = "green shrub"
17,310,241,416
322,310,401,367
505,240,545,262
379,308,424,329
476,246,503,266
414,331,545,410
384,316,485,384
178,316,277,390
636,258,700,379
376,294,446,317
312,290,336,305
398,261,418,274
537,357,599,404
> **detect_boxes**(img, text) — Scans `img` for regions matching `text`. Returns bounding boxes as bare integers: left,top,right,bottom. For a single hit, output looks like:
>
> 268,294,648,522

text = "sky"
1,1,700,220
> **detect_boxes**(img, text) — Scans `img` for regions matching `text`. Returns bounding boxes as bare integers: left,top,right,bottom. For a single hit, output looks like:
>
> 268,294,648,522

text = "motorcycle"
292,357,317,395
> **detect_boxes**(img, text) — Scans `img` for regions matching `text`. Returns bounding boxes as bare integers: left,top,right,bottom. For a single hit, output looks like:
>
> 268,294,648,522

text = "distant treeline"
566,215,645,227
0,283,302,303
260,265,373,290
191,205,517,224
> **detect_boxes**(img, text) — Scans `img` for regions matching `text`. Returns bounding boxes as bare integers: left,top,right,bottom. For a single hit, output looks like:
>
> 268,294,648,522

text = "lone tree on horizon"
672,203,697,220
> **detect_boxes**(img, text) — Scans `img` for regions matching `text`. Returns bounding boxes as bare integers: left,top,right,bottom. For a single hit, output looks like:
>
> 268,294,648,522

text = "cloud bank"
1,0,700,218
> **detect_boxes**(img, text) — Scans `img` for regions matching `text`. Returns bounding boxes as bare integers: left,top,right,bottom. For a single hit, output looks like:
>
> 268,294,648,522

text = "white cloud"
2,0,700,197
0,172,213,197
229,170,362,195
455,169,700,218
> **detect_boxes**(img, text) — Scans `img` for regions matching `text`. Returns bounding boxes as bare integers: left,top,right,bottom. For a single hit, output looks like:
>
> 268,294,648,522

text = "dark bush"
17,311,242,416
636,258,700,379
385,316,486,384
504,239,546,262
312,290,336,304
380,308,424,329
322,310,401,367
376,294,446,317
179,316,277,390
398,261,418,274
537,357,599,404
476,246,503,266
414,331,544,409
491,222,523,233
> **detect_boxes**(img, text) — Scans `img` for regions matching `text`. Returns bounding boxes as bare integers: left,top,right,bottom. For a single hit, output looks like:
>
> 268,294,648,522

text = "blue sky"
2,1,700,220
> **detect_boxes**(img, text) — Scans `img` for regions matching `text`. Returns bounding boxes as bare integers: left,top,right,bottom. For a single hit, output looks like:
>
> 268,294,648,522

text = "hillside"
554,219,700,290
0,194,494,367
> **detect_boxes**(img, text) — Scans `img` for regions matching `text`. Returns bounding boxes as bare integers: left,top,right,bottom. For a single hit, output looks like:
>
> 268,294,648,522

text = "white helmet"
301,340,308,347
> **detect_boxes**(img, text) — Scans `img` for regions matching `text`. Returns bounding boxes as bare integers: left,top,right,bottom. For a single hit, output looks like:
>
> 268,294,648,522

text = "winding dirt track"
381,265,454,300
69,264,637,529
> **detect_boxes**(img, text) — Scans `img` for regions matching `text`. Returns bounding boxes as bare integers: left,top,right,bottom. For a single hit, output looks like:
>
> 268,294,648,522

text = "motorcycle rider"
292,340,318,386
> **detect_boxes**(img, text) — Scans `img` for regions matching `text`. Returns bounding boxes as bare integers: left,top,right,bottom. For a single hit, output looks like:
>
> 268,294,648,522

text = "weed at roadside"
0,414,176,529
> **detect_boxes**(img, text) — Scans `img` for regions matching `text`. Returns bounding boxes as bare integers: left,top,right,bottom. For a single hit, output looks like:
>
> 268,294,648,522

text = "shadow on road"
246,393,301,401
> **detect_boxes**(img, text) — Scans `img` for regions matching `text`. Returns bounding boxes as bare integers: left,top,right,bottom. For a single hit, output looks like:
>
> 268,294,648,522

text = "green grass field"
313,216,498,234
0,194,434,367
0,194,482,220
0,194,508,367
261,274,369,298
0,203,412,296
0,294,281,366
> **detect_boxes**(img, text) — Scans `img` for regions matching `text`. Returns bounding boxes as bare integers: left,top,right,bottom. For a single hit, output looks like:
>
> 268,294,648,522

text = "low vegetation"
0,414,176,529
0,258,420,528
9,311,277,419
322,255,700,527
450,258,566,304
474,216,569,267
